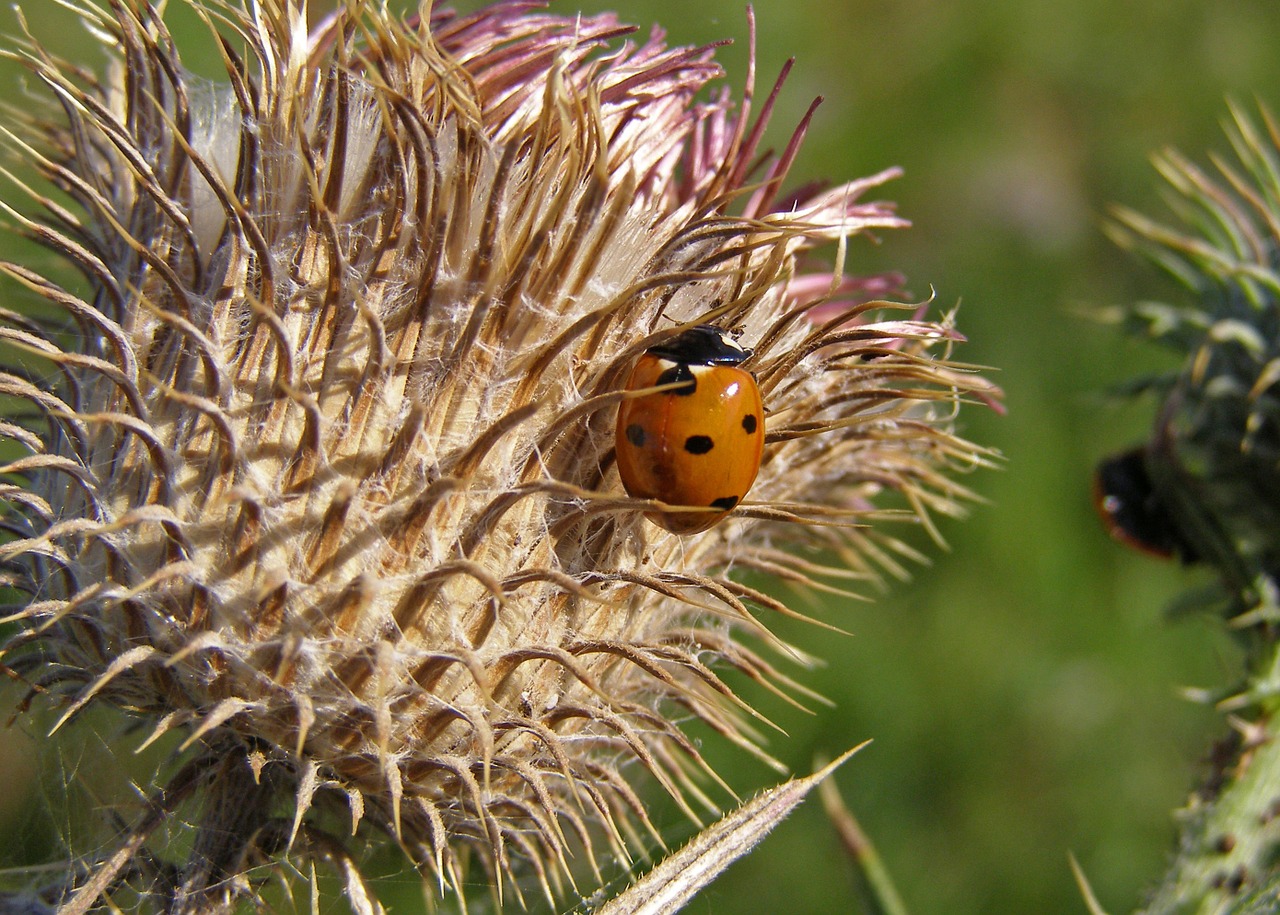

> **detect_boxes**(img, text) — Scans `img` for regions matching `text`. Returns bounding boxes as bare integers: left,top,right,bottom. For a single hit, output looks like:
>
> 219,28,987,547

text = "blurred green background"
3,1,1280,913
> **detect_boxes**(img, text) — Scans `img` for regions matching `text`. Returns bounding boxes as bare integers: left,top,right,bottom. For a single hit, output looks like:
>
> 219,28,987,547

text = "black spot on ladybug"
684,435,714,455
625,424,647,448
741,414,758,434
656,363,696,395
710,496,739,510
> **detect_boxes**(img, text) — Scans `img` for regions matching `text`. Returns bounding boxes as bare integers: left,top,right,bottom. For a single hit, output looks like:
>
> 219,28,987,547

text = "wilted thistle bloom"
0,0,996,910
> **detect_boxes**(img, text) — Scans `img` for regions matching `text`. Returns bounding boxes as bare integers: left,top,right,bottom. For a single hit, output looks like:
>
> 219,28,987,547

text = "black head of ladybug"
1093,447,1199,563
646,325,751,366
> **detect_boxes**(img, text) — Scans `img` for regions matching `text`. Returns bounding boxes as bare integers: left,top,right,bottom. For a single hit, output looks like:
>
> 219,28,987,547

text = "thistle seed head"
0,0,997,908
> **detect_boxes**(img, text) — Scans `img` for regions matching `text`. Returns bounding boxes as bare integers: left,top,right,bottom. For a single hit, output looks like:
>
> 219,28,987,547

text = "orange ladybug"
616,325,765,534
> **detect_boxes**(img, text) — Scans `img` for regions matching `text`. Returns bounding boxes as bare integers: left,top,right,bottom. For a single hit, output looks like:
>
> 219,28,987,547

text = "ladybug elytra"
615,325,765,534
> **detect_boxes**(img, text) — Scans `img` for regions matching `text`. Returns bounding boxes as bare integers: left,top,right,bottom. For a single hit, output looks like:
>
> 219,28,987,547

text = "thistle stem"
818,771,911,915
1127,600,1280,913
167,743,278,915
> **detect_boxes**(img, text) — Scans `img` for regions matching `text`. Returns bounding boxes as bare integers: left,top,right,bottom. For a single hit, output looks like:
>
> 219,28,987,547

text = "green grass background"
3,1,1280,913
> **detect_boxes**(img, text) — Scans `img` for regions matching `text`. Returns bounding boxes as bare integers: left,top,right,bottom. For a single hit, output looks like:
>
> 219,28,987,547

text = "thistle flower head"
0,1,996,909
1106,102,1280,618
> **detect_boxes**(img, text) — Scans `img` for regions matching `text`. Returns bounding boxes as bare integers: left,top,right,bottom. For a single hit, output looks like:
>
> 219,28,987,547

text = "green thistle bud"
1106,102,1280,619
1103,102,1280,913
0,1,996,910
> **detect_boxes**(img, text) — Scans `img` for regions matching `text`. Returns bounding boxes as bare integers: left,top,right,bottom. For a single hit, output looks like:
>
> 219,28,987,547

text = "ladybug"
1093,447,1198,563
616,325,765,534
